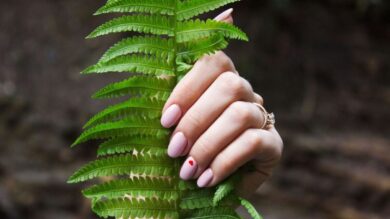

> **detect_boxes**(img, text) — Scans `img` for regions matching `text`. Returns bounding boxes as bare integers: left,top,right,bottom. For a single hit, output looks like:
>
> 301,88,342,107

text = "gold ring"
253,103,275,129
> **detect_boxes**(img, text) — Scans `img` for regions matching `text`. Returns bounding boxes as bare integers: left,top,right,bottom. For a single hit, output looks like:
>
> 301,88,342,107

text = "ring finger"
179,101,266,180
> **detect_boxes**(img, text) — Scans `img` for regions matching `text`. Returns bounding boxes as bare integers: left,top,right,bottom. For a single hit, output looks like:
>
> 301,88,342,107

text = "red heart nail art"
189,160,194,166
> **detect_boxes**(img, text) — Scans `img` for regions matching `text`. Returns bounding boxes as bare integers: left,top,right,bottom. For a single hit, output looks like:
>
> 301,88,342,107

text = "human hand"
160,9,283,193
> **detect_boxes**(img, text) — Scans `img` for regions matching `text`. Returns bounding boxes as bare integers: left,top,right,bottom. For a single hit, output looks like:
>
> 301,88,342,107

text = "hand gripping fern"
68,0,263,218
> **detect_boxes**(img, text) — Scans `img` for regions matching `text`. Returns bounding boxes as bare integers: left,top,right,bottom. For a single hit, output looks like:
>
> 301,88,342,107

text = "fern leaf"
239,197,263,219
178,34,228,62
178,180,198,191
98,136,169,156
72,118,169,146
213,172,241,205
92,198,178,219
83,178,178,201
181,207,241,219
177,19,248,43
180,189,215,210
99,36,174,63
213,179,234,206
83,97,164,128
82,55,175,76
87,15,174,38
94,0,175,16
180,189,236,210
92,76,174,99
177,0,240,21
68,154,174,183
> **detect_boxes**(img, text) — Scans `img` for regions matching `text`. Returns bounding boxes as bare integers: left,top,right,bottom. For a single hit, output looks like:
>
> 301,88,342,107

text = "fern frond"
68,154,174,183
87,15,174,38
239,197,263,219
92,198,178,219
71,0,261,218
177,0,240,21
83,178,178,201
98,136,169,156
92,76,174,99
99,36,174,63
178,34,228,62
82,55,175,76
72,118,169,146
83,97,164,128
94,0,175,16
177,19,248,43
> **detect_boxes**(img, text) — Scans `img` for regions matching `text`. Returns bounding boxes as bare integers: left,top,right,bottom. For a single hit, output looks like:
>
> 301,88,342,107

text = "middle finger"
167,72,255,158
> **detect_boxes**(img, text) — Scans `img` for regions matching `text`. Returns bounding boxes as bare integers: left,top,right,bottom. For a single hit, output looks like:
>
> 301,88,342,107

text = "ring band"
253,103,275,129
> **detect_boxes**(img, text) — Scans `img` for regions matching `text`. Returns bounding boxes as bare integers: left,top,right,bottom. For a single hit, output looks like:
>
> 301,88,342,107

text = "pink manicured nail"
214,8,233,21
197,168,213,188
180,157,198,180
161,104,182,128
167,132,187,158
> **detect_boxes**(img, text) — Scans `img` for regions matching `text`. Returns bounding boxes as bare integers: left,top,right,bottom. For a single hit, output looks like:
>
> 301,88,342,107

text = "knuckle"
201,52,234,71
229,102,255,123
215,52,234,70
272,137,284,161
191,139,212,164
255,93,264,105
215,153,236,176
180,110,202,134
245,130,263,152
218,72,247,98
261,132,283,162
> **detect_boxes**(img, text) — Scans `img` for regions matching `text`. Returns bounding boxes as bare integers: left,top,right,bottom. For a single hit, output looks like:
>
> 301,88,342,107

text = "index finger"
162,9,236,119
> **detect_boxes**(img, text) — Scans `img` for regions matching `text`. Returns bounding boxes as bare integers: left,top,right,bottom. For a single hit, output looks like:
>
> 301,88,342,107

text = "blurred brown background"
0,0,389,219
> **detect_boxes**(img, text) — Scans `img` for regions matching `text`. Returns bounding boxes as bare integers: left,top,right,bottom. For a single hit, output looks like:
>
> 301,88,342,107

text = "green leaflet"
92,198,178,219
70,0,263,218
92,76,174,99
83,178,178,201
94,0,175,16
83,97,165,128
178,34,228,62
87,15,175,38
99,36,175,63
82,55,175,76
68,154,174,183
213,172,241,205
177,0,240,21
97,136,169,156
240,198,264,219
177,19,248,43
180,189,238,210
72,118,169,146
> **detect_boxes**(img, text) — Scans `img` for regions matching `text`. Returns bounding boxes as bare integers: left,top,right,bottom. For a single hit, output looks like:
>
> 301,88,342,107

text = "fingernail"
214,8,233,21
197,168,213,188
180,157,198,180
167,132,187,158
161,104,182,128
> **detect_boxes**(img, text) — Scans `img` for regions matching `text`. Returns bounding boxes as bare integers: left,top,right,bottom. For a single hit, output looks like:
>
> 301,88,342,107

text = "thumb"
214,8,234,24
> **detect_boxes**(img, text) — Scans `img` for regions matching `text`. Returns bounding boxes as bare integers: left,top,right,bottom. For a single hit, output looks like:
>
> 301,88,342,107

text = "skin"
161,9,283,196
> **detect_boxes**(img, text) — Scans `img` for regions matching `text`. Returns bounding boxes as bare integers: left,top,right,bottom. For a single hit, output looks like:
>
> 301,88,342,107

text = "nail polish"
180,157,198,180
167,132,187,158
197,169,213,188
161,104,181,128
214,8,233,21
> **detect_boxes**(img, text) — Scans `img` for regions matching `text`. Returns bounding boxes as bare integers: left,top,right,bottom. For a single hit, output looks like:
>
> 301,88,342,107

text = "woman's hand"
160,9,283,193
